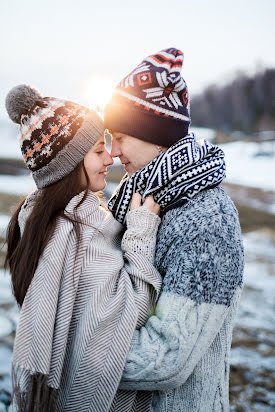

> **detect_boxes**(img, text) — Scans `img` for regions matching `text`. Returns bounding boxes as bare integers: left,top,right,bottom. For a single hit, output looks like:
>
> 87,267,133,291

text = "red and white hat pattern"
117,48,189,121
104,48,190,146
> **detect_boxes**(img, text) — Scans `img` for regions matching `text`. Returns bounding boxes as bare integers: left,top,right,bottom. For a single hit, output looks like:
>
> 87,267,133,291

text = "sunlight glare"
83,75,117,112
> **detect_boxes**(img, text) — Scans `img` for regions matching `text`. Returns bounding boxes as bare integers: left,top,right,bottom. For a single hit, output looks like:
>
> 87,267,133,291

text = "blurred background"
0,0,274,410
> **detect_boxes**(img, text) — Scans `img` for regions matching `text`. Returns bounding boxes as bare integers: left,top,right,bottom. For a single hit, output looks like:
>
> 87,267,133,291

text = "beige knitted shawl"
11,191,161,411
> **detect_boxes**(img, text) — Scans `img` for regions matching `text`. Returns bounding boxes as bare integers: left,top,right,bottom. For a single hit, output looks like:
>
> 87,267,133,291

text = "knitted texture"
158,187,244,306
12,191,162,412
119,187,244,411
104,48,190,146
5,84,44,124
5,85,104,188
108,134,226,225
123,206,161,261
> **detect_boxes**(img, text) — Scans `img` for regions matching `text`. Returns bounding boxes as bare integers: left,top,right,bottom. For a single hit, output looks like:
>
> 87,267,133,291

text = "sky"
0,0,274,119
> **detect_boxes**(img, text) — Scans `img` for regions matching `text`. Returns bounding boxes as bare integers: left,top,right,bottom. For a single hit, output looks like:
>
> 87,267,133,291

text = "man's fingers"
130,193,142,210
143,195,154,206
130,193,160,215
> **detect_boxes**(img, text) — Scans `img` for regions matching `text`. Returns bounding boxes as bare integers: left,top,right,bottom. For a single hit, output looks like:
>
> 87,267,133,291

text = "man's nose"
110,140,121,158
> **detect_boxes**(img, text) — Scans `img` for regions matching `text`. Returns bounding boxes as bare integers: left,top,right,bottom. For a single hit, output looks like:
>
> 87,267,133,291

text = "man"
104,48,244,411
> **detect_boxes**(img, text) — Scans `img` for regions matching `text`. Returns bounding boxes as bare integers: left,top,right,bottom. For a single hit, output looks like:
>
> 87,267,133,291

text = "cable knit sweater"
13,191,162,412
119,186,244,412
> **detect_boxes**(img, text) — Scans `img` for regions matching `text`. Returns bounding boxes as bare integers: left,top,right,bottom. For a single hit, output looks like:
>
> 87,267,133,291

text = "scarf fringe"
12,364,58,412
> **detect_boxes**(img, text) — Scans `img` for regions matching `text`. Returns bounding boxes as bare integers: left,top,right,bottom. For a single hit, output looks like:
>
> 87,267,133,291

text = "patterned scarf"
108,134,226,224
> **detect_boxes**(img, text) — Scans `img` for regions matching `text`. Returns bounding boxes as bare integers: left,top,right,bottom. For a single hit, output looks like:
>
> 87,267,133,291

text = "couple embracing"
5,48,244,412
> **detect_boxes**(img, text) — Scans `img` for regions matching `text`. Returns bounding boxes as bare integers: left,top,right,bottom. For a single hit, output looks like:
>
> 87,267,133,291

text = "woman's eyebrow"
95,141,105,148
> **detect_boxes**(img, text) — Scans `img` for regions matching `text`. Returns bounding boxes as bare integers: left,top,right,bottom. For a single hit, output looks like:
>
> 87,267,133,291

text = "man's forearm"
119,289,240,391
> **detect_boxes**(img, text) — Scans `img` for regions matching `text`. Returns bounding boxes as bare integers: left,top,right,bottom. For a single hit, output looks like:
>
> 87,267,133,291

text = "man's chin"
124,163,132,174
122,162,137,175
125,166,134,176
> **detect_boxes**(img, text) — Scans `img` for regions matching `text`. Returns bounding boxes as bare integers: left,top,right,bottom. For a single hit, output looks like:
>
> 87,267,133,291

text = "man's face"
110,132,160,175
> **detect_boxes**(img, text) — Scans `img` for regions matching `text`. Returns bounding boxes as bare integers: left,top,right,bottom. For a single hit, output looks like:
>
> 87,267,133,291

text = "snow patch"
0,175,35,195
220,141,275,191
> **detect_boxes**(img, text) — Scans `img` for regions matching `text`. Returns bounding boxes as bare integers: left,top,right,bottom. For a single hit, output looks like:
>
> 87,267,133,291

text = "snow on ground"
234,230,275,333
190,126,216,142
229,230,275,410
0,174,35,195
219,141,275,192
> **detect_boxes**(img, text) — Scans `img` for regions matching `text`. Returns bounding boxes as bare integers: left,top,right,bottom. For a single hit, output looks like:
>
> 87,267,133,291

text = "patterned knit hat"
5,84,104,188
104,48,190,147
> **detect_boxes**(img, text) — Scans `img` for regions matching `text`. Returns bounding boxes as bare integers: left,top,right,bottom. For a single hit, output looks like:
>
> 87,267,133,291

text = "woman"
5,84,161,412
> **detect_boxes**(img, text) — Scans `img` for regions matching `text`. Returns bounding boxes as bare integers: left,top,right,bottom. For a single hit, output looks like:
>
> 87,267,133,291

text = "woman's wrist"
126,206,161,236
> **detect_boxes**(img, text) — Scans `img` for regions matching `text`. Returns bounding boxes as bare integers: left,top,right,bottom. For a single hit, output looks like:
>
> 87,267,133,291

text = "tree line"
190,68,275,134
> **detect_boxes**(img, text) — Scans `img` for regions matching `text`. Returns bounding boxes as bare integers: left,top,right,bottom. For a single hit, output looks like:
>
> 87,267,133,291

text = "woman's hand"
130,193,160,216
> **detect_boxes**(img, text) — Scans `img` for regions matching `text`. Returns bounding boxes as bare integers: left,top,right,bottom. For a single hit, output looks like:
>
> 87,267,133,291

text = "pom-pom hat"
5,84,104,188
104,48,190,147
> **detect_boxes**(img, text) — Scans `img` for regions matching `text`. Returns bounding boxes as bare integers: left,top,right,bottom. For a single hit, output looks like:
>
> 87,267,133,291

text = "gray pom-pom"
5,84,44,124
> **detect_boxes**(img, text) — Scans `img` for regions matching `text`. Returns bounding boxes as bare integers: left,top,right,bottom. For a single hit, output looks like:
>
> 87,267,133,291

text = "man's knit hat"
6,84,104,188
104,48,190,147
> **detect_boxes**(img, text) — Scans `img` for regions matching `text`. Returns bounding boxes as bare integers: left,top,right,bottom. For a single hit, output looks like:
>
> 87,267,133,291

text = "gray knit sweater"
119,186,244,412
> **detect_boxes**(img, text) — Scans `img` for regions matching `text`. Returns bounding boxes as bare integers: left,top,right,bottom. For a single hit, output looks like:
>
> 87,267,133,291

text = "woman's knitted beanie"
104,48,190,147
6,84,104,188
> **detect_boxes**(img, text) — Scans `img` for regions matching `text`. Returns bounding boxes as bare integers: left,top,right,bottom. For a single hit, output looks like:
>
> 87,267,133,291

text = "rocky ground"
0,179,274,411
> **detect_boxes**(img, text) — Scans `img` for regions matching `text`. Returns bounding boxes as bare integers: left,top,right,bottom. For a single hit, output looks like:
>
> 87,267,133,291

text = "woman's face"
83,134,114,192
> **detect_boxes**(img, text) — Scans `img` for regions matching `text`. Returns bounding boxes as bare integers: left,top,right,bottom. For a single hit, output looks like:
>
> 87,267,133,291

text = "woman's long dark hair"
4,160,92,306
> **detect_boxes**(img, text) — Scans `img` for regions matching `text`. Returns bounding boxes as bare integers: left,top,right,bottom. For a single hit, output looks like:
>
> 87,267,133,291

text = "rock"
0,317,13,339
0,390,10,406
0,290,13,306
0,401,7,412
0,376,11,398
0,346,12,376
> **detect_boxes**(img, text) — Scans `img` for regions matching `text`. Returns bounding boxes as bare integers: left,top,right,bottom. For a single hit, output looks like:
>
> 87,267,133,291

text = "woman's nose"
105,151,114,166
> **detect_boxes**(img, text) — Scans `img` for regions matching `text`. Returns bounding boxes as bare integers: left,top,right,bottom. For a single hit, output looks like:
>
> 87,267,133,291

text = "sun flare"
83,76,117,112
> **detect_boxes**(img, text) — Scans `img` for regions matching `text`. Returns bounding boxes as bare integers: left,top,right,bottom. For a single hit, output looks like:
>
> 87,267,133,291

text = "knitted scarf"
108,134,226,224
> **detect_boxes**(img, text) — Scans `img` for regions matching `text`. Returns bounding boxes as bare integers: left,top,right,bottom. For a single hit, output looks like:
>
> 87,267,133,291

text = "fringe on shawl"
11,364,58,412
110,389,152,412
11,365,152,412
